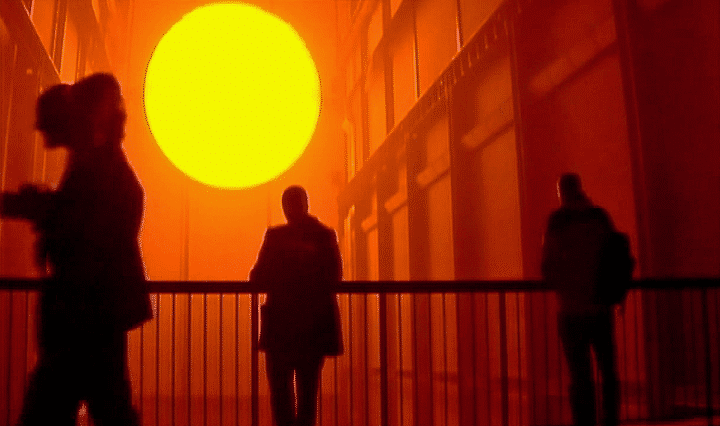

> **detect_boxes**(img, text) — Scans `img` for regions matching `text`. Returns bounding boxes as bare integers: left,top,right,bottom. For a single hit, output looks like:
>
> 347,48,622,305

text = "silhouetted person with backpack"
542,173,632,426
250,185,343,426
18,73,150,425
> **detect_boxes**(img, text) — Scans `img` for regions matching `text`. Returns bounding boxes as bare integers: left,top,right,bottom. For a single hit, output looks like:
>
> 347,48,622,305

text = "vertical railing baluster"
703,288,713,426
251,292,258,426
219,294,223,426
558,294,567,424
442,292,448,426
380,293,388,426
543,292,551,425
334,336,339,426
184,292,187,426
451,292,459,426
349,294,354,426
23,290,29,402
672,290,682,411
636,290,644,419
667,290,678,416
425,293,434,426
140,306,145,422
349,296,363,426
716,288,720,421
528,292,537,426
715,289,720,423
235,293,239,426
499,291,509,426
619,293,628,420
470,292,477,426
4,291,10,426
413,293,418,426
156,293,161,426
398,294,404,426
203,292,207,426
485,293,492,426
364,294,369,426
172,293,176,426
335,344,340,426
650,289,659,420
516,292,523,426
6,291,13,426
691,290,701,409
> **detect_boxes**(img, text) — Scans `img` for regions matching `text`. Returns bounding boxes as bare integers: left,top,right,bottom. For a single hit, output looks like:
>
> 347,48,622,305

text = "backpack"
596,231,635,305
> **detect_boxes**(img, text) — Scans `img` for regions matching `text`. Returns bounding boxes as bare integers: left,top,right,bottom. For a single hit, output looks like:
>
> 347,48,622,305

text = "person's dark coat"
541,200,613,314
250,215,343,357
42,147,151,344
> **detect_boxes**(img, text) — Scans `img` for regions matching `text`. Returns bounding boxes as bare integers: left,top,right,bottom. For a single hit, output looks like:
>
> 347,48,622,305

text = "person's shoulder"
266,225,286,237
308,216,336,236
316,217,335,233
547,207,569,230
260,226,287,247
548,207,565,221
587,204,608,216
588,205,613,228
589,205,610,218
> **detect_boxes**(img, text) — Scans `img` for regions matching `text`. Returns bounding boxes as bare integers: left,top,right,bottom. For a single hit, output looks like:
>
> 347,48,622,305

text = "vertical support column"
504,1,528,284
610,0,651,276
360,31,371,167
382,0,394,136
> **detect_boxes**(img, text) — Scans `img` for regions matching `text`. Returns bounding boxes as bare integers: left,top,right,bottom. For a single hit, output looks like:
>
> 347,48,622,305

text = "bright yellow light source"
144,3,320,189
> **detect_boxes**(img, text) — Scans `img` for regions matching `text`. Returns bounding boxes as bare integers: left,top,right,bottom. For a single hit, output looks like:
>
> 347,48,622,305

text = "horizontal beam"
0,277,717,292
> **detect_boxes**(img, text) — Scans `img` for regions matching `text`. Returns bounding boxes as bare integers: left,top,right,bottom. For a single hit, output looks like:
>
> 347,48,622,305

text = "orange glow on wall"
143,2,321,189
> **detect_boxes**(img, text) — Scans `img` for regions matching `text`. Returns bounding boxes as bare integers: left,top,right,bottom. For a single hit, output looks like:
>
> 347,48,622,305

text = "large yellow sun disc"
144,3,321,189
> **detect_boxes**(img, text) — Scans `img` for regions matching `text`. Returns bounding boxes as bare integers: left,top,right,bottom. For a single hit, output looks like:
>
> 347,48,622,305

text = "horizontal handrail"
0,277,717,292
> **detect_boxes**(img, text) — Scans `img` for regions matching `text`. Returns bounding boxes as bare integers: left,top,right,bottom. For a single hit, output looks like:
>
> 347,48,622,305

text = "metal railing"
1,278,718,426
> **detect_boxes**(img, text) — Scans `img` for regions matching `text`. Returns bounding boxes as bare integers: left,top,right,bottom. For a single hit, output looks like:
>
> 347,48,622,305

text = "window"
459,0,503,45
391,13,416,122
415,0,458,94
367,63,386,156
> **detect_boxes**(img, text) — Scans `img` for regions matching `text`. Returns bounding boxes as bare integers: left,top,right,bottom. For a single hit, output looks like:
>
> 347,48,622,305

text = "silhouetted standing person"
18,73,151,425
250,186,343,426
542,173,619,426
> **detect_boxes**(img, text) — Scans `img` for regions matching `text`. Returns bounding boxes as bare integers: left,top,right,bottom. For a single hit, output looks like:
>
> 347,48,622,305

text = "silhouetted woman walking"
19,73,151,426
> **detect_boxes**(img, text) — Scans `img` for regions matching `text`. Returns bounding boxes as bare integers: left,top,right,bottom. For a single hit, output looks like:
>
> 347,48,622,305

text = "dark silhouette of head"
36,84,73,149
72,73,126,149
557,173,588,206
282,185,309,224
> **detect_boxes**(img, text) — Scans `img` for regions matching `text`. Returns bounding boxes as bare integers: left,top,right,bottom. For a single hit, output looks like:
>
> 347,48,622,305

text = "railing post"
380,293,389,426
157,293,162,426
251,292,259,426
499,292,509,426
703,288,713,426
